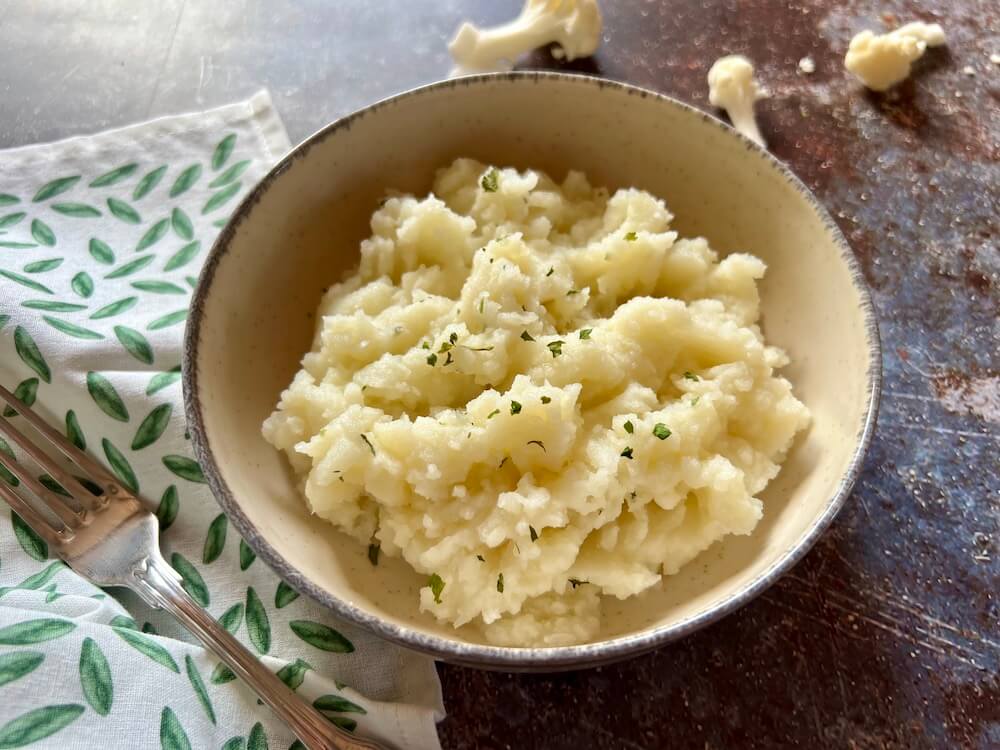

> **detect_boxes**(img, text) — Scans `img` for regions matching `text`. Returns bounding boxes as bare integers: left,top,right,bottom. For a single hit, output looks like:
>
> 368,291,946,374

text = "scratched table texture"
2,0,997,748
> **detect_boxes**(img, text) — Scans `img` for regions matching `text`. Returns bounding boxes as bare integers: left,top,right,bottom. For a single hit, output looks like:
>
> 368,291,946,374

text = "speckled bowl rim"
183,71,882,671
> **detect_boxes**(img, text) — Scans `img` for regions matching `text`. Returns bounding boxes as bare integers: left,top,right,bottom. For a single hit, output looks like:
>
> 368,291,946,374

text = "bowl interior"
186,74,878,667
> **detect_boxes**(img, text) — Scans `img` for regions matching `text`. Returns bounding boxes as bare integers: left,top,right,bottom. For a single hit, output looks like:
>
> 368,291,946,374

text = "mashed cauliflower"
263,159,810,647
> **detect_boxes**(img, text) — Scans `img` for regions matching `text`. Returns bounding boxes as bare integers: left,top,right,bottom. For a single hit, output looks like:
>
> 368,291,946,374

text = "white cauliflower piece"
448,0,603,76
845,21,947,91
707,55,767,148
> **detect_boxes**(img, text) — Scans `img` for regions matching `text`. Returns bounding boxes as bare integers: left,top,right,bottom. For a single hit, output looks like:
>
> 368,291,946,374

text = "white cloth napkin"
0,91,443,750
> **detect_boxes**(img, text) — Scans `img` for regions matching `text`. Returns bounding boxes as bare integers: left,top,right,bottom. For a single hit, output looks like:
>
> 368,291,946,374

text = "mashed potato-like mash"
263,159,810,647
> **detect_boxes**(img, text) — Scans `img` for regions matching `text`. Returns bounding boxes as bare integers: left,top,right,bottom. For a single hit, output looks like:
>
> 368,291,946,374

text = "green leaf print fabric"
0,92,443,750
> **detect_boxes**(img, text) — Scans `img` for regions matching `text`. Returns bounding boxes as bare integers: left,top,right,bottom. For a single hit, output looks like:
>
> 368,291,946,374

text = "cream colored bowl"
183,73,880,670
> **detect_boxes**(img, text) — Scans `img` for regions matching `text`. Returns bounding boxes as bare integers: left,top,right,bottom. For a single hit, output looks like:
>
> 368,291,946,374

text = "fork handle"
130,552,384,750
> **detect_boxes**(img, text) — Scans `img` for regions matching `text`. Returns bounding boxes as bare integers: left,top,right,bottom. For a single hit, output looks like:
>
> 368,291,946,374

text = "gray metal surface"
2,1,997,748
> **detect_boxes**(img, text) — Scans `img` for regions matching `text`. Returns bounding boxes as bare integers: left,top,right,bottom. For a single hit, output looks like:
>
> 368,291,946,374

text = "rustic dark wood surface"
2,1,996,748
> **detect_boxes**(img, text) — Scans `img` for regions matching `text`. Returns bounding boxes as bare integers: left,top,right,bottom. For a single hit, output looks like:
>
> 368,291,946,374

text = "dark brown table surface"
3,1,996,748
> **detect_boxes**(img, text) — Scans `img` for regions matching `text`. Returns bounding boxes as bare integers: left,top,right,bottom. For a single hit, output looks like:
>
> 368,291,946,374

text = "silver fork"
0,383,383,750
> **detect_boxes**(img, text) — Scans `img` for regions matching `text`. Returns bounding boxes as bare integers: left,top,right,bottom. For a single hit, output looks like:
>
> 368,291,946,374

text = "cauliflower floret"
448,0,603,76
845,21,947,91
707,55,767,148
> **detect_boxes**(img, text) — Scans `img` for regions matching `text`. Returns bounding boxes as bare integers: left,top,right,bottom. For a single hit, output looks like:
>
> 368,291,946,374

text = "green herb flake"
566,289,579,296
652,423,672,440
487,409,501,419
443,351,454,366
625,231,638,241
476,554,485,562
367,543,380,566
568,578,587,589
478,298,485,314
683,371,700,381
540,396,552,404
498,456,509,468
620,446,634,459
481,168,499,192
496,573,504,593
527,440,545,451
546,267,555,277
691,396,701,406
546,340,564,358
428,573,445,604
624,420,634,434
520,330,535,342
360,434,376,455
465,345,494,352
449,332,458,345
421,341,431,349
529,526,538,542
579,328,592,340
510,401,522,415
426,352,438,366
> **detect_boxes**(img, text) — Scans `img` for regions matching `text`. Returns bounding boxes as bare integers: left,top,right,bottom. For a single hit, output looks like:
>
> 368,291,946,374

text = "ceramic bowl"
183,73,881,670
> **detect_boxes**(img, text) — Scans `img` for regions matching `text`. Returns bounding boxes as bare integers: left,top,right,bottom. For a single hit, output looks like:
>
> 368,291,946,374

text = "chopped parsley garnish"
481,168,499,192
546,267,555,277
520,330,535,342
367,542,380,566
652,423,672,440
547,340,564,358
426,353,438,366
465,345,494,351
498,456,509,468
360,434,376,455
625,231,638,241
529,526,538,542
691,396,700,406
510,401,522,415
527,440,546,451
438,341,453,353
487,409,501,419
624,420,634,434
567,289,579,296
476,554,485,562
428,573,445,603
540,396,552,404
496,573,504,593
478,298,486,314
449,332,458,345
683,371,700,381
620,446,634,459
443,351,454,366
568,578,588,589
579,328,592,340
421,341,431,349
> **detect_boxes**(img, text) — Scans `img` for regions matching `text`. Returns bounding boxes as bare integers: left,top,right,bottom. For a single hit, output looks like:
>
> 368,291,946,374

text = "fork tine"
0,383,125,497
0,475,69,544
0,448,83,529
0,414,104,511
